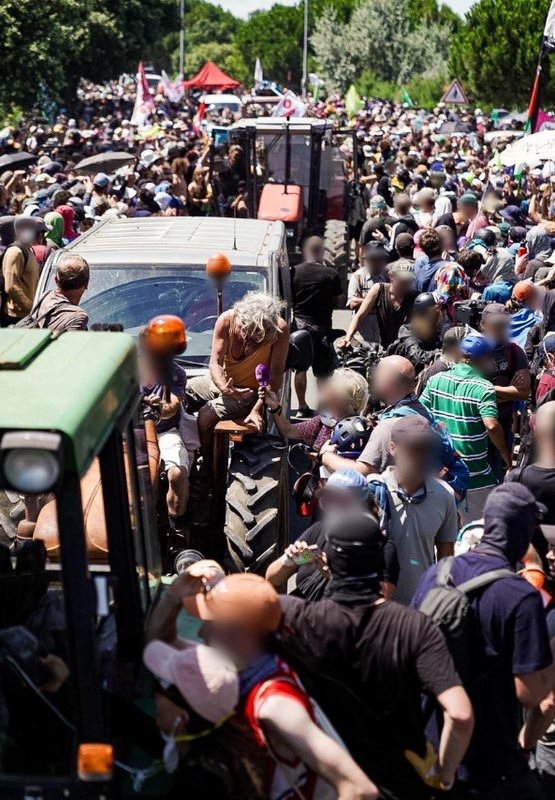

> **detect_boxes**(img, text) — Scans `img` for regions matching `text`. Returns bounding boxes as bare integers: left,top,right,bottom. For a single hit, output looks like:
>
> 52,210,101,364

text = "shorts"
292,319,334,378
158,428,191,473
186,375,257,420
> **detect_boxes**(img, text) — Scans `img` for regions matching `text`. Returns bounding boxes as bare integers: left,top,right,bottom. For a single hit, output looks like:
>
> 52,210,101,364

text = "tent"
183,61,241,91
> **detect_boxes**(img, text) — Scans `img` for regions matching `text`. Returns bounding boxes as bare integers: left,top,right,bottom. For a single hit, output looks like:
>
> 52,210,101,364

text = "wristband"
269,404,283,416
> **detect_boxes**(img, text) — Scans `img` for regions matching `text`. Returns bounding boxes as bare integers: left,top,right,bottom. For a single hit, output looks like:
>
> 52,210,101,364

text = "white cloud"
209,0,475,17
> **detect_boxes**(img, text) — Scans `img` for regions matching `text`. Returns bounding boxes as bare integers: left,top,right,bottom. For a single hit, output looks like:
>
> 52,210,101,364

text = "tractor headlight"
1,432,62,494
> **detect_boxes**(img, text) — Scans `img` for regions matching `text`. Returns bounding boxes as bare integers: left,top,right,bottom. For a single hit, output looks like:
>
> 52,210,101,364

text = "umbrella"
492,129,555,168
438,121,473,135
73,151,136,175
0,151,37,171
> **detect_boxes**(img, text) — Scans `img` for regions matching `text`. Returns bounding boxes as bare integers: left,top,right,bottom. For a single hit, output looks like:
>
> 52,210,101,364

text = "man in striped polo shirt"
420,334,511,525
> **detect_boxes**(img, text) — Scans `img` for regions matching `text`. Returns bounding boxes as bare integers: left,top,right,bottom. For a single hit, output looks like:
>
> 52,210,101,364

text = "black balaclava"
476,483,537,567
323,511,384,604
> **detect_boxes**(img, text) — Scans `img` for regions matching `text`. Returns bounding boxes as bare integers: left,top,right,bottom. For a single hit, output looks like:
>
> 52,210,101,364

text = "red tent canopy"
183,61,241,91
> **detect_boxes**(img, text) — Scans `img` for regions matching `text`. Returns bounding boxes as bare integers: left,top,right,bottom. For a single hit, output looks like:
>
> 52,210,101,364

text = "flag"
400,87,414,108
272,90,306,118
193,101,206,132
544,0,555,51
254,58,263,85
535,108,555,132
308,72,321,88
345,84,363,119
161,70,184,103
131,62,155,127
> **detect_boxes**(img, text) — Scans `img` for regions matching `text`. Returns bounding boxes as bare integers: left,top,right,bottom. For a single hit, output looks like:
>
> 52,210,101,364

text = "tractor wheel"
224,436,289,574
324,219,349,295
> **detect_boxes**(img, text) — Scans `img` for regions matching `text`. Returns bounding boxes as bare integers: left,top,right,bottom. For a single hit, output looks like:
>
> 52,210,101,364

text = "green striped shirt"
420,362,498,490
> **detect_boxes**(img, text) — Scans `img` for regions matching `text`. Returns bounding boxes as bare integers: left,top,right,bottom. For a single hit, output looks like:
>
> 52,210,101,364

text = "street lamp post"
301,0,309,100
179,0,185,77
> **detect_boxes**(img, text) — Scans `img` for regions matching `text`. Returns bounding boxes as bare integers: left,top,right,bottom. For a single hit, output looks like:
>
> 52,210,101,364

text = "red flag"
193,101,206,132
131,62,155,127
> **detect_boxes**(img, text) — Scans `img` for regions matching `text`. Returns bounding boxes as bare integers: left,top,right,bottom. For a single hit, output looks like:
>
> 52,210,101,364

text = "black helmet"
475,227,496,248
412,292,438,315
330,416,371,459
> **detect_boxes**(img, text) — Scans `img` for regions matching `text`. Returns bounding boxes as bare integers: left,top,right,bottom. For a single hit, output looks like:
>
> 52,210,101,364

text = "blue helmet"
330,416,371,459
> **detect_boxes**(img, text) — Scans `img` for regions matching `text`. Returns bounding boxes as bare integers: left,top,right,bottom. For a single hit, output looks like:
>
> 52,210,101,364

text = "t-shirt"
536,369,555,406
414,257,449,293
142,363,187,433
347,268,387,344
33,290,89,332
506,464,555,564
421,363,498,490
291,261,342,329
367,468,458,605
358,394,429,472
487,342,528,422
279,596,461,797
241,658,340,800
412,552,552,784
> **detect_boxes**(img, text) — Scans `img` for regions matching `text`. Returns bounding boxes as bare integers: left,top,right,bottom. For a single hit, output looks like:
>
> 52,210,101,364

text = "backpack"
380,404,470,501
418,556,514,681
14,292,72,330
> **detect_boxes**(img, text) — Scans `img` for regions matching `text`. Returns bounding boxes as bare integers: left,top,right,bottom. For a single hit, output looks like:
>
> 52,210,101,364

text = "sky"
210,0,476,17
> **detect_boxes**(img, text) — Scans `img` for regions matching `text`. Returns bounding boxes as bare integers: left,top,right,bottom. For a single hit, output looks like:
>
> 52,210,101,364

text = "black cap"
323,511,384,579
364,241,388,259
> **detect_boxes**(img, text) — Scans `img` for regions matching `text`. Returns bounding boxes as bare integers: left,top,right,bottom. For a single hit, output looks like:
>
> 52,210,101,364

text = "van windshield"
48,265,267,364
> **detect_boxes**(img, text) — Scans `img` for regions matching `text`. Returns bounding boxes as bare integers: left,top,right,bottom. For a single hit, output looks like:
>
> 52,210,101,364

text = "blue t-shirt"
414,257,448,293
412,551,552,784
142,362,187,433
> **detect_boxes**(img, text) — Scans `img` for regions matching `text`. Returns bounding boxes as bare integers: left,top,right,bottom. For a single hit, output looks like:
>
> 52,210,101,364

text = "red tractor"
230,117,356,291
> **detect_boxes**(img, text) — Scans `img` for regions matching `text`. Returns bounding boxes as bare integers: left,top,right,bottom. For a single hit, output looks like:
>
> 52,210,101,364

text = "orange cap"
145,315,186,355
512,280,536,302
184,573,282,636
206,253,232,279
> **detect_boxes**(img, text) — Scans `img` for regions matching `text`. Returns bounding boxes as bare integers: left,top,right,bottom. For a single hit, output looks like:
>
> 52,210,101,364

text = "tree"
449,0,554,108
235,4,305,87
312,0,451,93
0,0,178,108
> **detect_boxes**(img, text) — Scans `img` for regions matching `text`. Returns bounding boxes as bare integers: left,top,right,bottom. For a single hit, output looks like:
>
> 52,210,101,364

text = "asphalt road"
291,308,353,411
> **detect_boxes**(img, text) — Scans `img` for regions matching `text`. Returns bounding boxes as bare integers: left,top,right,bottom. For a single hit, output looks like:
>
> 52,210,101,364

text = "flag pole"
301,0,309,101
179,0,185,77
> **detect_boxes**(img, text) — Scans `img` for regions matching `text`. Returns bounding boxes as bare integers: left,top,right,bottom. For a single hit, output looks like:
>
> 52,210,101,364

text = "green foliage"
449,0,554,108
313,0,452,93
235,5,305,87
355,69,449,108
0,0,178,107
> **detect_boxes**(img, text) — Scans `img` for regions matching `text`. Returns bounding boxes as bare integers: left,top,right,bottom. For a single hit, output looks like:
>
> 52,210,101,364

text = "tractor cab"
230,117,356,288
0,329,161,798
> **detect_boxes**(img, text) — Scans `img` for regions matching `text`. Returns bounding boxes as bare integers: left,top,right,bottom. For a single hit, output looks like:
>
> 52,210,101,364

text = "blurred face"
458,201,477,221
547,546,555,579
319,489,364,514
372,361,395,403
391,273,415,296
16,222,36,244
319,378,352,419
482,315,509,345
390,439,434,479
438,227,456,252
199,621,262,669
364,254,388,275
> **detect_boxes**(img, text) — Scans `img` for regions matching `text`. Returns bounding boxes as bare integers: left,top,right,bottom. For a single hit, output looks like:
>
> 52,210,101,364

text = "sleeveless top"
224,312,273,390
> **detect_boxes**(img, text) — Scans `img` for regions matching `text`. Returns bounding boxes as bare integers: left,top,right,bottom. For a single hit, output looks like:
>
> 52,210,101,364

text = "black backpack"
419,557,514,680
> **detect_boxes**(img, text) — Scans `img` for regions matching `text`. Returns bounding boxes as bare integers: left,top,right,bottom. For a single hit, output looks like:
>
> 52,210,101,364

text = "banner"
535,109,555,132
272,90,306,118
544,0,555,51
161,70,184,103
254,58,263,85
131,62,155,127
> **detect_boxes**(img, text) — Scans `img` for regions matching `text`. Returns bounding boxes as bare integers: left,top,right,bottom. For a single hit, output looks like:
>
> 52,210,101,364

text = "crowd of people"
5,77,555,799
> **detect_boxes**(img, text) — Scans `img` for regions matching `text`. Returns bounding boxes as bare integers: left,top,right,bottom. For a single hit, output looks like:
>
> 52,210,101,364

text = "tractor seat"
214,419,258,438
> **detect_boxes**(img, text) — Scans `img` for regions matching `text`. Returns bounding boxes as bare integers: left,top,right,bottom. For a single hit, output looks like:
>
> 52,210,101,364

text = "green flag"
400,87,414,108
345,84,363,118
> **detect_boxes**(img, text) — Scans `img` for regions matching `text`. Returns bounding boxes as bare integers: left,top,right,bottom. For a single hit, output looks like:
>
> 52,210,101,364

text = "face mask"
18,230,35,244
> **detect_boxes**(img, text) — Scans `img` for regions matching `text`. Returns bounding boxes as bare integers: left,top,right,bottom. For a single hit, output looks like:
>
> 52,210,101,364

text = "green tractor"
0,328,164,797
230,117,356,292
